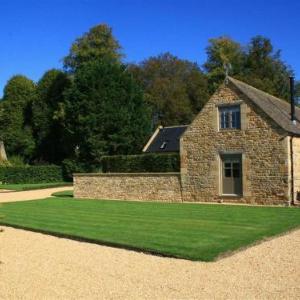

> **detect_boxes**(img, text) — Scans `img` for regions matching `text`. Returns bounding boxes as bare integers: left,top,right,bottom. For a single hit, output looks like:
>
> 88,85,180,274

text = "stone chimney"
0,141,7,161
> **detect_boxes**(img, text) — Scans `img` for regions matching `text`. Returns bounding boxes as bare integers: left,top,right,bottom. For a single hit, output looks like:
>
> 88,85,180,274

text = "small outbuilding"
180,76,300,205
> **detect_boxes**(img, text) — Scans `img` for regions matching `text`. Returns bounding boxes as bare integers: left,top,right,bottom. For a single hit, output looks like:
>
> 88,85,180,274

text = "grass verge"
0,197,299,261
51,190,73,197
0,182,73,191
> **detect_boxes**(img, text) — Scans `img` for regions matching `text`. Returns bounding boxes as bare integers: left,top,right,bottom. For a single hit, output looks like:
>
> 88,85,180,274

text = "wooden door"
221,154,242,196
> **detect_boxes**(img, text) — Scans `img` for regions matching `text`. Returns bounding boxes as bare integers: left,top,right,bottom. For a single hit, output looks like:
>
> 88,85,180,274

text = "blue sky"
0,0,299,96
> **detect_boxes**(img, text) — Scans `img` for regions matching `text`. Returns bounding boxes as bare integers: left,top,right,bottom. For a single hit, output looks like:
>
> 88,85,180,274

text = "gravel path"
0,186,72,203
0,226,299,299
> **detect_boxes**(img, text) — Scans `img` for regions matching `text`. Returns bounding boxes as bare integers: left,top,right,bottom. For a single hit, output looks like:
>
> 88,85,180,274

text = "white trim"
142,126,162,152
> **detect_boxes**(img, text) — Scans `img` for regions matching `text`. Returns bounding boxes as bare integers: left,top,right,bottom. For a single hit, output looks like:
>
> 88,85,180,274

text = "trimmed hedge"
62,159,93,181
0,165,65,184
101,153,180,173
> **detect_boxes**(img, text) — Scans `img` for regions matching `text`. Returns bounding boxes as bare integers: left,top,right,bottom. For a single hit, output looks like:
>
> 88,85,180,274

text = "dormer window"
219,105,241,129
160,141,167,149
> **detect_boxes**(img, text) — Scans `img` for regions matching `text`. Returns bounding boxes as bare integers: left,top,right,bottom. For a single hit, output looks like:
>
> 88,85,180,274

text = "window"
219,105,241,129
160,141,167,149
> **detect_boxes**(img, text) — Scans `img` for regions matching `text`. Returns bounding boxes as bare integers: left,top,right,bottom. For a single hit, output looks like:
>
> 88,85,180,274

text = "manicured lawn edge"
1,219,299,262
215,226,300,260
0,198,299,261
0,222,183,260
51,190,73,197
0,182,73,191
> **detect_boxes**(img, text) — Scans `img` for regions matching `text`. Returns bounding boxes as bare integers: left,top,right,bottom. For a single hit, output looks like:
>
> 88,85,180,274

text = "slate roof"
143,125,188,153
228,76,300,135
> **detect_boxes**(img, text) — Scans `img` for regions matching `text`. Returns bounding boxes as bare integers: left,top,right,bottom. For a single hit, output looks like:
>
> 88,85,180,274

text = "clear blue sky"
0,0,299,96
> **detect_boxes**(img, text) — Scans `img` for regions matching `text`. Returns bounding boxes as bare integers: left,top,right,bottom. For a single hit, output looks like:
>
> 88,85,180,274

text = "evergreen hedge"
101,153,180,173
0,165,65,184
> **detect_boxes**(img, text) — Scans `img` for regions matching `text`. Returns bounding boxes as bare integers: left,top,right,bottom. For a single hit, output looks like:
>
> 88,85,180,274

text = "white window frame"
219,105,241,130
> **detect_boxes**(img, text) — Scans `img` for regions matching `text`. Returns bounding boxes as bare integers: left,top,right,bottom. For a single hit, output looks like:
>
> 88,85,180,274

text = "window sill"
218,128,241,131
219,194,243,198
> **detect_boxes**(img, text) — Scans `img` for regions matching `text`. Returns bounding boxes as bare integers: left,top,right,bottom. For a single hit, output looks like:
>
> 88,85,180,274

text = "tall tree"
204,35,293,100
64,59,151,166
63,24,123,71
0,75,36,160
32,69,71,163
204,36,244,92
130,52,209,126
243,36,293,100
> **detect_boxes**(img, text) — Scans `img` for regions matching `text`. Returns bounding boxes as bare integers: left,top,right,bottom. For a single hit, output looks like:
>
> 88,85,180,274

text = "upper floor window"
219,105,241,129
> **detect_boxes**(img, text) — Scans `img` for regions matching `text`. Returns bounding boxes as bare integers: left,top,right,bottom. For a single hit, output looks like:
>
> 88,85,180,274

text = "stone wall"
292,137,300,202
74,173,182,202
180,82,290,205
73,81,295,206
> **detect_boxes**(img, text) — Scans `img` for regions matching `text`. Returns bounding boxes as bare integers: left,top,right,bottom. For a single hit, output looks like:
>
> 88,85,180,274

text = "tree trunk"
0,141,7,161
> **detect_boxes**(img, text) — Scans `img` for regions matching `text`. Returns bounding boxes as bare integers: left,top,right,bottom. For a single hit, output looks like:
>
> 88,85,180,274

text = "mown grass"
0,182,72,191
0,197,299,261
51,190,73,197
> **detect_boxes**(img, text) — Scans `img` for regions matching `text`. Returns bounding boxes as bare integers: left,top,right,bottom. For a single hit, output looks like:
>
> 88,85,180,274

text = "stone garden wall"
74,173,182,202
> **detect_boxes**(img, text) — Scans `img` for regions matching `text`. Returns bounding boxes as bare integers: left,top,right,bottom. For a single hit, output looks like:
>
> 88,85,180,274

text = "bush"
101,153,180,173
62,159,98,180
8,155,26,167
0,160,11,167
0,165,65,184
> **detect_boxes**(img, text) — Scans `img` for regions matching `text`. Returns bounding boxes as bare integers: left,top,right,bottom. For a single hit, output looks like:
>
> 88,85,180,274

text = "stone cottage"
180,76,300,205
74,77,300,205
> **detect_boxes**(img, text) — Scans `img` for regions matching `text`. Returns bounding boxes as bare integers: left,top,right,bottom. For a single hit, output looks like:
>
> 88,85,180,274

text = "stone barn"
74,77,300,205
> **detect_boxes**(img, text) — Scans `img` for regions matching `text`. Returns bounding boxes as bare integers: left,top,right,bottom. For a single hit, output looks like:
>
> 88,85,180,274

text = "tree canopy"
0,75,36,160
204,36,244,92
64,59,151,166
63,24,123,71
130,52,209,126
204,35,293,100
0,23,298,169
32,69,71,163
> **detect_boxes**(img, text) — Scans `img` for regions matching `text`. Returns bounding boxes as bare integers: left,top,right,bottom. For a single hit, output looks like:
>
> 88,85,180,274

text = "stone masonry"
181,82,290,205
291,137,300,202
74,80,300,205
74,173,182,202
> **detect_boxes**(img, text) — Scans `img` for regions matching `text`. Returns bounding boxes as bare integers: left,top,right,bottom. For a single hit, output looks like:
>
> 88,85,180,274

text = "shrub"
0,160,11,167
8,155,26,167
0,165,65,184
62,159,98,180
101,153,180,173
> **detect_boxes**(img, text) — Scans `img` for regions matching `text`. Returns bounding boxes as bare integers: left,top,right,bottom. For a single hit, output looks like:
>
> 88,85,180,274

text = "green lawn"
0,182,73,191
0,197,299,261
51,190,73,197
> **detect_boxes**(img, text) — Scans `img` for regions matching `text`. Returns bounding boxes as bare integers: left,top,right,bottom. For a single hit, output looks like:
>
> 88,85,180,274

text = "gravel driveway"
0,226,299,299
0,186,72,203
